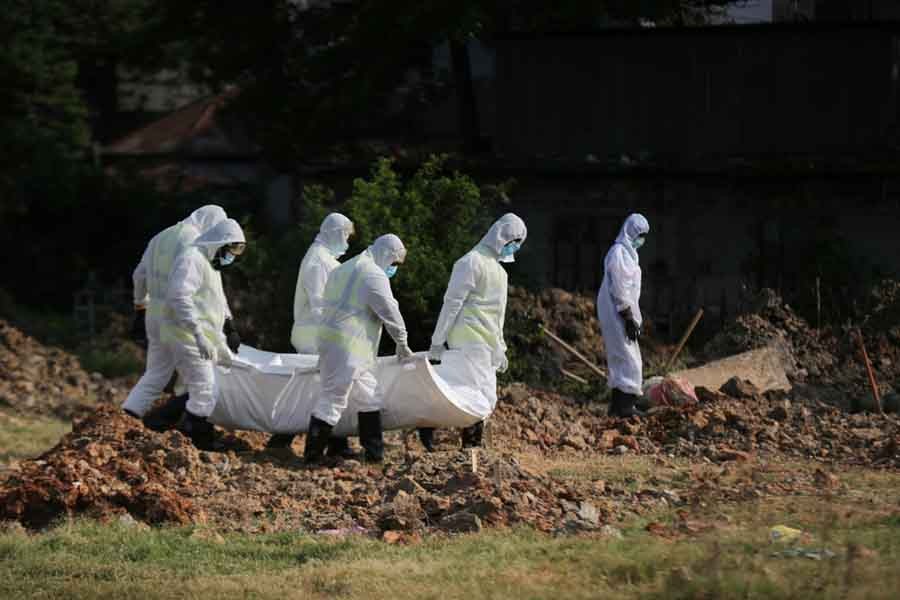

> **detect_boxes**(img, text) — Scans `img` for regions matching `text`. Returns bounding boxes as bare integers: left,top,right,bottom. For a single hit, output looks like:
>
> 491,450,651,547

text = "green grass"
76,345,144,378
0,410,70,464
1,500,898,600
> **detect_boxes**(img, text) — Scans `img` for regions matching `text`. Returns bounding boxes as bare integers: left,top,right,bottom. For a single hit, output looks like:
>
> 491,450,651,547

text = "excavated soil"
0,320,124,419
2,379,897,533
1,287,899,535
505,287,671,385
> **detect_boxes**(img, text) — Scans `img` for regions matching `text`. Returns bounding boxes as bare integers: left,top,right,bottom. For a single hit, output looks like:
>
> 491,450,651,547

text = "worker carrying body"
424,213,527,451
597,213,649,418
123,205,232,426
267,212,356,456
304,234,413,464
161,218,247,450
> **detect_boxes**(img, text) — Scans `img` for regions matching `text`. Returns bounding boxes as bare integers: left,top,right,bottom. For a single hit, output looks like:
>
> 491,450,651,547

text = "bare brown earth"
1,287,898,536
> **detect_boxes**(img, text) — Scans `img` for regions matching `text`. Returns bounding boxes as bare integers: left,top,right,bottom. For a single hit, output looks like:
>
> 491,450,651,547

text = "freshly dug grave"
0,320,124,419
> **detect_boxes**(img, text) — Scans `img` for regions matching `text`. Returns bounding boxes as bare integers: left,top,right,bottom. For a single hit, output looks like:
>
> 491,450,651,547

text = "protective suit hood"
368,234,406,269
479,213,528,263
314,212,353,256
184,205,227,236
615,213,650,262
194,218,246,259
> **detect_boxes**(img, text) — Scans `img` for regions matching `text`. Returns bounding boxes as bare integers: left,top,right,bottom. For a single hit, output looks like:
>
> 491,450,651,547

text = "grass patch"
0,410,70,464
76,345,144,378
1,497,899,600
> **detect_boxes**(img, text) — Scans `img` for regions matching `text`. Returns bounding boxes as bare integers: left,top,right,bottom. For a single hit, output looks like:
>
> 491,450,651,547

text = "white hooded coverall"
430,213,528,411
161,218,245,418
123,205,227,416
291,213,353,353
597,213,650,396
313,234,410,427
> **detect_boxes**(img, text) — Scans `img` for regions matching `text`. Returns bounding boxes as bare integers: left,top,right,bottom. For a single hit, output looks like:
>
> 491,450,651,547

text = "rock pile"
0,406,610,534
0,320,123,418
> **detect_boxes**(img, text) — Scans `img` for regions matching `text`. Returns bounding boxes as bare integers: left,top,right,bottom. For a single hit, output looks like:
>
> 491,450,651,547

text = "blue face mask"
218,252,236,267
631,236,646,251
384,265,398,279
500,241,521,258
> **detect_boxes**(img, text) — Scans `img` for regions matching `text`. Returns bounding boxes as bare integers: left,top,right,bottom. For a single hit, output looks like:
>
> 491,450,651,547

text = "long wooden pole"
664,308,704,374
540,325,607,379
856,328,883,415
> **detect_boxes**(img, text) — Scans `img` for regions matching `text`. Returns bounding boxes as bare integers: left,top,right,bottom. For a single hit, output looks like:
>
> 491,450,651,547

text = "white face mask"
330,239,350,257
218,252,236,266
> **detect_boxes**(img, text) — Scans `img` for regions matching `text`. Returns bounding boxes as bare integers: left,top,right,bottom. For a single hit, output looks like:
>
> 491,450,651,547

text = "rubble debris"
0,406,611,534
0,320,124,418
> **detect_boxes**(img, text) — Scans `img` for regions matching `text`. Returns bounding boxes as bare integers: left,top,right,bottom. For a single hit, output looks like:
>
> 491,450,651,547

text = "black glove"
619,308,640,343
131,308,147,345
223,319,241,354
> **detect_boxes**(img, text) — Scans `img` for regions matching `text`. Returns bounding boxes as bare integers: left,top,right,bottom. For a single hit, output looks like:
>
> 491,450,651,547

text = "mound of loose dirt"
0,320,124,419
0,407,611,534
505,287,670,386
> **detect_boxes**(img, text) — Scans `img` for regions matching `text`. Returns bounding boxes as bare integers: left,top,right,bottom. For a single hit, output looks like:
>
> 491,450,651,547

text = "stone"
438,511,483,533
717,447,751,462
576,501,600,527
599,525,623,540
719,377,760,399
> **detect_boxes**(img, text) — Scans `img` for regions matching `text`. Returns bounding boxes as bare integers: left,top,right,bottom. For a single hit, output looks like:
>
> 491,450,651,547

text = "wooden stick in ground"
560,368,589,385
540,325,607,379
664,308,705,374
856,328,883,415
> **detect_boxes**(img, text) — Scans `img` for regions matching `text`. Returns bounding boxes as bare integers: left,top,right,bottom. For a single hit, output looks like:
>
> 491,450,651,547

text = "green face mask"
631,236,646,250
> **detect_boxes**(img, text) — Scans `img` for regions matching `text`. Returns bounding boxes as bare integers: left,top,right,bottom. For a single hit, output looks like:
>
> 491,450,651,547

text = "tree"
0,0,90,219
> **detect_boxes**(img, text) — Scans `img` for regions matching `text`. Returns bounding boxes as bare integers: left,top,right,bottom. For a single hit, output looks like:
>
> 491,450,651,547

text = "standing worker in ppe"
266,212,356,455
162,218,247,450
305,234,413,464
123,205,230,424
597,213,649,418
425,213,527,450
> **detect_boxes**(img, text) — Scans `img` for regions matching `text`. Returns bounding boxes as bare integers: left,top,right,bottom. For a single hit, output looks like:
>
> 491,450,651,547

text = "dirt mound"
505,287,670,386
488,382,900,469
703,289,839,382
0,406,610,534
702,286,900,408
0,320,123,418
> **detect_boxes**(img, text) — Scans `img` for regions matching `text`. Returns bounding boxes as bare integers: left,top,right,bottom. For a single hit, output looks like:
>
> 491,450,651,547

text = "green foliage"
0,0,90,218
343,155,494,349
228,155,498,352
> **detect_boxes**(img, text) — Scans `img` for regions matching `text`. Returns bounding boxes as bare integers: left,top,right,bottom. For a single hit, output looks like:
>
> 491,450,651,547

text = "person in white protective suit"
424,213,527,451
305,234,413,464
266,212,356,455
597,213,650,418
122,205,232,428
162,218,247,450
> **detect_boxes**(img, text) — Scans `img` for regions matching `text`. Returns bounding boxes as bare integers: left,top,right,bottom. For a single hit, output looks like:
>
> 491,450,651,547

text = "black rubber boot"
266,434,296,449
418,427,435,452
607,389,624,417
326,437,360,459
143,394,187,432
618,393,645,418
303,416,333,465
179,410,219,451
358,411,384,463
460,421,484,449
